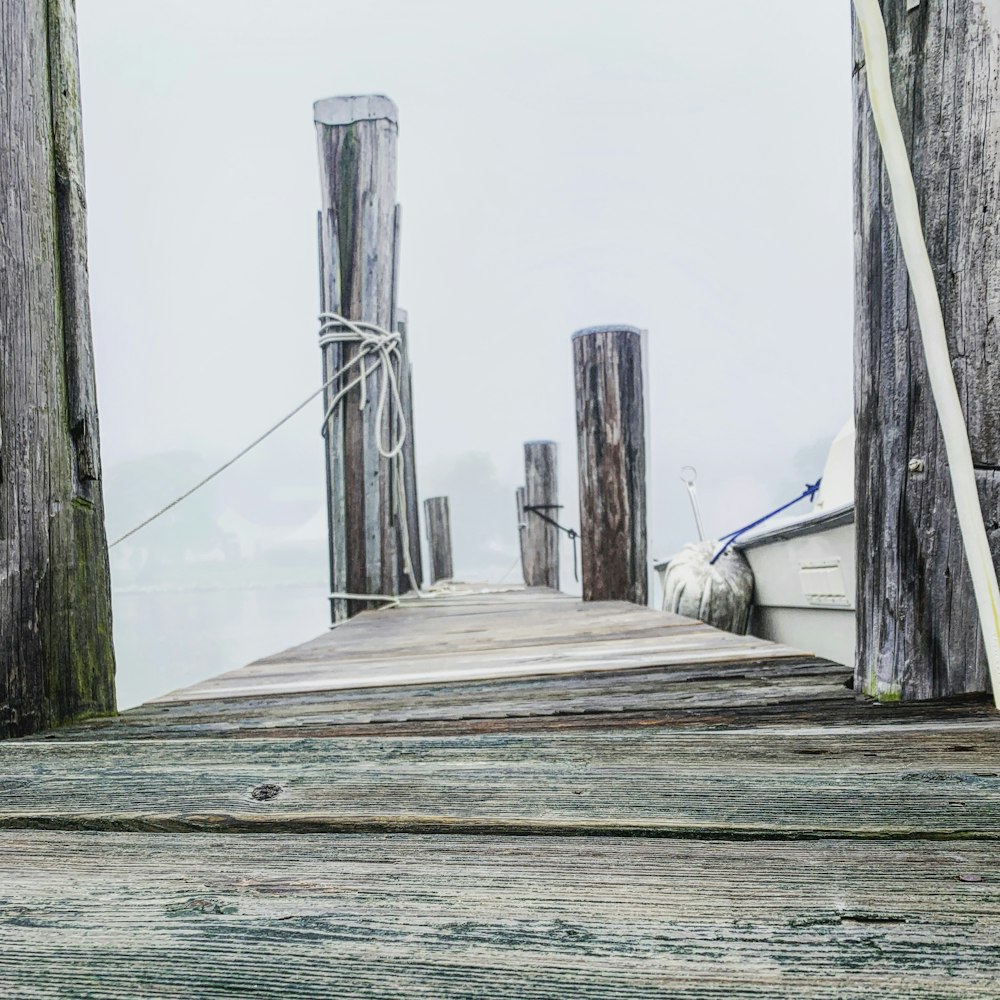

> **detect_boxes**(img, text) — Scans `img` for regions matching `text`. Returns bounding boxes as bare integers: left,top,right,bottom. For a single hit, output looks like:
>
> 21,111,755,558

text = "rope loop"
319,311,422,605
318,312,407,460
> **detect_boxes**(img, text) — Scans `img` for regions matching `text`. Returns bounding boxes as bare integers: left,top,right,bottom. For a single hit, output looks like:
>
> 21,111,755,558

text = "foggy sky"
78,0,853,610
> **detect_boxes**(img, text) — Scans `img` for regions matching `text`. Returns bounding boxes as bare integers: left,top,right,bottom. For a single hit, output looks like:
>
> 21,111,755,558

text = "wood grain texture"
149,590,808,703
316,95,399,620
523,442,560,589
424,497,453,583
0,0,116,738
67,589,863,737
4,723,1000,836
119,693,998,741
172,631,810,701
53,581,996,738
854,0,1000,699
3,591,1000,992
0,832,997,998
573,326,648,605
64,654,851,740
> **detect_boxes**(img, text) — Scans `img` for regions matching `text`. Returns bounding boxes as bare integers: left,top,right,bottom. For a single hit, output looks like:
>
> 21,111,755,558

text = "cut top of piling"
572,324,643,339
314,94,399,127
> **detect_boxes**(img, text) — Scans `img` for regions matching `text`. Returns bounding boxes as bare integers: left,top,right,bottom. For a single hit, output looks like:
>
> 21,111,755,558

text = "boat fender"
661,540,754,635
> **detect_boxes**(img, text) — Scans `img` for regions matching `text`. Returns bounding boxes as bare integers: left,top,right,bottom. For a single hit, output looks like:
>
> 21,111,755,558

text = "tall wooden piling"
315,95,399,620
0,0,116,737
854,2,1000,699
424,497,454,584
522,442,560,589
573,326,647,606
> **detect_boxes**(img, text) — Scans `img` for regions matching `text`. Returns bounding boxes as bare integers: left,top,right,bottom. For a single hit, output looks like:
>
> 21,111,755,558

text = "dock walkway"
1,586,998,997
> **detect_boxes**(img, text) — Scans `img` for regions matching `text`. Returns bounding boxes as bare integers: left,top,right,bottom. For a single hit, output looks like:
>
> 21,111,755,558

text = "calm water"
111,584,330,709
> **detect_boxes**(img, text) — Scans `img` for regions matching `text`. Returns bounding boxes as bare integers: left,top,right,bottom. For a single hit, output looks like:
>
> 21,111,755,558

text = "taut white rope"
109,378,335,549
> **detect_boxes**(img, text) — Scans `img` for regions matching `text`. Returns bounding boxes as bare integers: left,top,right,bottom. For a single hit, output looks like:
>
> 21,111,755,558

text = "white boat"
656,421,856,667
735,421,855,667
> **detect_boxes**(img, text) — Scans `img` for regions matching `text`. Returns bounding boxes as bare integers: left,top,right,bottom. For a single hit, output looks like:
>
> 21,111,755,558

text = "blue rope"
710,479,822,565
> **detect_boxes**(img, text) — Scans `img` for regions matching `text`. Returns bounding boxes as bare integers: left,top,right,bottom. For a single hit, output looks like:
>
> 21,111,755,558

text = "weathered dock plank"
0,832,997,999
3,586,998,994
52,655,855,740
153,591,807,703
3,724,1000,836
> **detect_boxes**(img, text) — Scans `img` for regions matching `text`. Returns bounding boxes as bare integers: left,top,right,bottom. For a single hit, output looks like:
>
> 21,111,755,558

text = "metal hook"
679,466,706,542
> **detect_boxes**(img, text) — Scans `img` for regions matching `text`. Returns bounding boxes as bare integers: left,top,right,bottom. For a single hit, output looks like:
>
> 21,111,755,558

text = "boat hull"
737,504,855,668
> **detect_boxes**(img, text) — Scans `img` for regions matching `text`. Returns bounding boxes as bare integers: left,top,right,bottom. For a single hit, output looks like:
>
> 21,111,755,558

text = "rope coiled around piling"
318,312,421,609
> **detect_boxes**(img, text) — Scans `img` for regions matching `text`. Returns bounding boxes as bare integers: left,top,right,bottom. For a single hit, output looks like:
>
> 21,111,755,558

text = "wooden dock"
2,586,999,997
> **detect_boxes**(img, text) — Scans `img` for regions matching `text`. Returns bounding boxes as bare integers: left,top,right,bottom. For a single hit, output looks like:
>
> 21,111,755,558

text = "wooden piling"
522,442,560,589
315,95,399,620
854,2,1000,699
424,497,454,584
0,0,116,737
573,326,648,606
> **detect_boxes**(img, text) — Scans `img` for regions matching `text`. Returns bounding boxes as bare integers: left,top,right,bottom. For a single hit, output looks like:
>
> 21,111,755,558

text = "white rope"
318,313,406,460
109,377,336,549
319,311,423,608
112,310,425,617
854,0,1000,707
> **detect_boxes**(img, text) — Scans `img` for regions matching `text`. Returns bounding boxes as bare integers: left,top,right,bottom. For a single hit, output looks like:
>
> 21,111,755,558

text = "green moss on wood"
862,675,903,702
0,0,117,740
